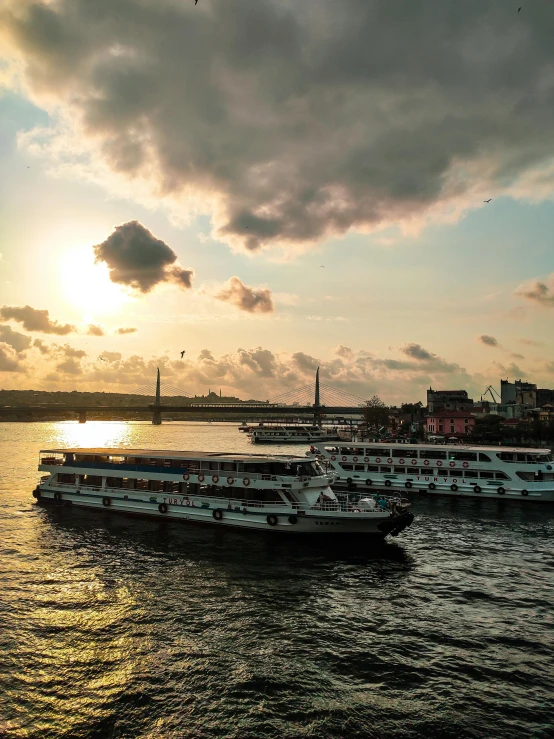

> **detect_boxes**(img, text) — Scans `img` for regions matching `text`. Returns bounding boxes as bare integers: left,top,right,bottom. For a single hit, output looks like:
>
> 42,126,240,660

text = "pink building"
426,410,475,439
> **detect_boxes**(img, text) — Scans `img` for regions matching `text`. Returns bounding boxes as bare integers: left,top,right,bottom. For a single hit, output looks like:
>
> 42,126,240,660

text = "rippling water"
1,421,553,739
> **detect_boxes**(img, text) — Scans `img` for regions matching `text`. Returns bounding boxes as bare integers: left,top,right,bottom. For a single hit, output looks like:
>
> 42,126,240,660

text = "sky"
1,0,554,404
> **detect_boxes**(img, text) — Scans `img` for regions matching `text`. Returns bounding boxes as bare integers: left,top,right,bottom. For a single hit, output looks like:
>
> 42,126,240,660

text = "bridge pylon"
152,368,162,425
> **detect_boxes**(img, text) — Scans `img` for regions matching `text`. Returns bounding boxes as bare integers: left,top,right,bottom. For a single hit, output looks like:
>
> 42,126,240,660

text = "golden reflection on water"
43,421,139,450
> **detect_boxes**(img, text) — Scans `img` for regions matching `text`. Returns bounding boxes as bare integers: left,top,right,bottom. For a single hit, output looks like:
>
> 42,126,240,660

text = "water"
1,421,553,739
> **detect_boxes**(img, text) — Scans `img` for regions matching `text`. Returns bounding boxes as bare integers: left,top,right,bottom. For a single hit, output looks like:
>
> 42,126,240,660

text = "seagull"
320,265,325,268
180,350,186,358
195,0,198,4
484,199,492,203
99,357,107,362
518,7,521,12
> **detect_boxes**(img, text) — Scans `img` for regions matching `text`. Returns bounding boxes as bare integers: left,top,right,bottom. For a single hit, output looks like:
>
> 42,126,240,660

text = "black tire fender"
429,483,436,491
384,480,392,487
102,497,111,507
159,503,168,514
497,487,505,495
213,508,223,521
267,514,278,526
288,515,298,525
450,484,458,492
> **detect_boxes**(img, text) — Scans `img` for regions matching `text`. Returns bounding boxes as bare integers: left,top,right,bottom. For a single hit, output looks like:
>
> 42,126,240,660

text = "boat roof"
39,447,314,462
322,442,549,453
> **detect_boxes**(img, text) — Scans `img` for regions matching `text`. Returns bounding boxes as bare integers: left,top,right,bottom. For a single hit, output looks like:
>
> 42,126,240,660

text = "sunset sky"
1,0,554,404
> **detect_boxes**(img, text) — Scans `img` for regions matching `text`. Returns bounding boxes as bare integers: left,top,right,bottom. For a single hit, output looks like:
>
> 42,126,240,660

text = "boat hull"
33,486,413,537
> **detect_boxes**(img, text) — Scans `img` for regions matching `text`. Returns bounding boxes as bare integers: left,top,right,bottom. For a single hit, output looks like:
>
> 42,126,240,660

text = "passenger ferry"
313,442,554,501
32,447,414,537
249,424,340,444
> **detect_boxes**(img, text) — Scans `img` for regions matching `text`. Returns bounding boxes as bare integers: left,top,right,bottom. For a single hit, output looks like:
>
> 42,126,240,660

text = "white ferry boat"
249,424,340,444
313,442,554,501
32,447,414,537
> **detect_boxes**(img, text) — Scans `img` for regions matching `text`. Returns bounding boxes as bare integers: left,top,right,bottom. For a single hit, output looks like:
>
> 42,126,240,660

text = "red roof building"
426,411,475,438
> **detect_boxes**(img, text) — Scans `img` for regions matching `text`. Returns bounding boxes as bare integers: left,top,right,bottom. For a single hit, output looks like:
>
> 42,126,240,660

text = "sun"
60,246,131,317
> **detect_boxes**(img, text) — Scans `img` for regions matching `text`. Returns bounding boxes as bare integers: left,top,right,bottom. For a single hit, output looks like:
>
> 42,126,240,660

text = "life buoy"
411,459,417,465
183,473,190,481
365,479,372,486
437,460,442,467
227,477,234,485
342,456,347,461
474,486,481,493
54,492,62,502
399,459,405,465
102,497,111,507
497,487,505,495
158,503,168,514
385,480,392,487
449,461,455,467
198,474,205,483
387,458,393,464
213,508,223,520
405,481,412,489
211,475,219,484
353,456,358,462
364,457,369,463
450,484,458,492
243,477,250,486
267,514,278,526
429,483,436,490
521,489,528,496
288,515,298,525
462,462,469,468
424,460,430,466
375,457,381,464
331,455,336,461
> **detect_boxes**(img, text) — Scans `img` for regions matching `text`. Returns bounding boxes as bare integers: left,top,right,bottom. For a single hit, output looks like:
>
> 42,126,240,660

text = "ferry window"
353,448,364,455
380,466,391,473
423,450,447,460
394,466,405,473
392,449,406,457
109,455,125,464
340,447,354,455
516,471,534,481
221,462,236,471
208,462,219,470
82,475,102,487
342,464,354,470
354,464,365,471
136,479,149,490
370,448,390,457
516,454,526,462
367,465,379,472
59,473,76,484
464,470,478,478
479,471,494,479
106,477,123,488
495,472,510,480
499,452,515,462
449,451,477,462
449,470,459,477
478,453,491,462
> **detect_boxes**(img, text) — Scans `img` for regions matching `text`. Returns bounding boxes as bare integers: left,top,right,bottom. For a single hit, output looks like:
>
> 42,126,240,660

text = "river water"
1,421,553,739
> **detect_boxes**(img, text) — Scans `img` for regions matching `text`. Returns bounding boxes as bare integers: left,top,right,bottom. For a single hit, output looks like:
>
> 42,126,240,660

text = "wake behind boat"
32,447,413,538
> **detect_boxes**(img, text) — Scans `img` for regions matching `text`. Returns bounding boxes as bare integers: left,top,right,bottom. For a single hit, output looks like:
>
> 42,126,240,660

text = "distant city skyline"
2,0,554,403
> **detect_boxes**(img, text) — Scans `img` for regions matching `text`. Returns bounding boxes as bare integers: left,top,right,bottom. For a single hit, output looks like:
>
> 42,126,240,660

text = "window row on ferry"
336,466,512,480
328,448,551,463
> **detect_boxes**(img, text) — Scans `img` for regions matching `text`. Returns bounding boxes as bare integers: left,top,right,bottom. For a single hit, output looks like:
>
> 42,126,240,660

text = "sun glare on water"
60,247,130,316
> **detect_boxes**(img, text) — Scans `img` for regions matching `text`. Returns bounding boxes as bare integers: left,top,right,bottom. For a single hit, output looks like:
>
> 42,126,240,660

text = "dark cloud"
99,351,122,362
93,221,194,293
87,324,105,336
292,352,320,374
214,277,273,313
115,326,137,335
399,343,460,373
0,343,25,372
401,343,434,361
519,338,543,346
59,344,87,359
335,345,353,359
7,1,554,252
0,325,32,353
515,275,554,307
511,352,524,360
238,348,277,377
0,305,76,334
478,334,499,347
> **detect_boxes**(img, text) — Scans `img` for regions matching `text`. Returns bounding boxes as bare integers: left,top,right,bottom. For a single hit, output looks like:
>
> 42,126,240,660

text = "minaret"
152,367,162,425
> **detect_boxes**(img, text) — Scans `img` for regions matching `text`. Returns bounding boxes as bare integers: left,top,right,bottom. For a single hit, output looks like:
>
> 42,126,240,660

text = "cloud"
93,221,194,293
99,351,122,363
477,334,499,347
400,343,434,361
115,326,137,335
0,325,32,353
8,1,554,253
33,338,50,354
214,277,273,314
0,305,76,334
56,357,83,375
58,344,87,359
398,343,460,373
335,345,353,360
519,338,543,346
511,352,524,360
0,343,25,372
292,352,319,374
87,324,105,336
515,274,554,307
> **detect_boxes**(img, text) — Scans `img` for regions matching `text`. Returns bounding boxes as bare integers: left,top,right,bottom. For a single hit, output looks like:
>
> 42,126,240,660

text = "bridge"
1,368,367,424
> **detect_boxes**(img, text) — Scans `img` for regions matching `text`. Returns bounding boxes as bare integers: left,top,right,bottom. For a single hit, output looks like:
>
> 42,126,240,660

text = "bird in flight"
180,350,186,358
195,0,198,4
99,357,107,362
518,7,521,12
484,199,492,203
320,265,325,268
